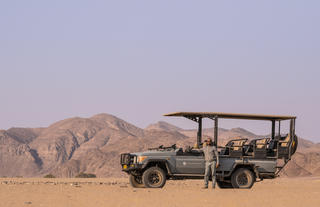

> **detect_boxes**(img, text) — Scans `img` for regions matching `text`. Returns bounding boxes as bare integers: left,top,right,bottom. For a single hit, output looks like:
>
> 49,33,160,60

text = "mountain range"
0,113,319,178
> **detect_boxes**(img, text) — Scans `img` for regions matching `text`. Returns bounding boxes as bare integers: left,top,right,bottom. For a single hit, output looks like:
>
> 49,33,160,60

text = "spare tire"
291,135,298,156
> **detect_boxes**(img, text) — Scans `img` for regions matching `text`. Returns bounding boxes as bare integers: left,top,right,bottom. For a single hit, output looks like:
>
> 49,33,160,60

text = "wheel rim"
237,172,249,186
148,171,162,186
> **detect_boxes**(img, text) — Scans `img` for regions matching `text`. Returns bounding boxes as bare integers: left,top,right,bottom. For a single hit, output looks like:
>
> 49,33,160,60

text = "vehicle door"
175,151,205,174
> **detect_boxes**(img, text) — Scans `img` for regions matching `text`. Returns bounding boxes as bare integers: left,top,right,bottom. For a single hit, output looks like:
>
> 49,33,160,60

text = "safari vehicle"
120,112,298,189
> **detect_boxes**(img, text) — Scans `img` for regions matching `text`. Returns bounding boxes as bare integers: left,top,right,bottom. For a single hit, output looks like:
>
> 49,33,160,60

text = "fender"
226,163,256,177
142,159,172,174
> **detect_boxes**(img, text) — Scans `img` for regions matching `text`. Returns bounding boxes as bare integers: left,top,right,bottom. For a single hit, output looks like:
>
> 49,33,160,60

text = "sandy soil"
1,177,320,207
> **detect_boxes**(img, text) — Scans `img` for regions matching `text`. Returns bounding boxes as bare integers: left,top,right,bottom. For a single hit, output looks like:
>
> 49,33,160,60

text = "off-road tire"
142,167,166,188
291,135,298,156
217,180,233,189
231,168,255,189
129,174,145,188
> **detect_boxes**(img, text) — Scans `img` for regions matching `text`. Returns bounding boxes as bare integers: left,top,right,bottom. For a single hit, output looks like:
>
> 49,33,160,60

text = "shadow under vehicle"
120,112,298,189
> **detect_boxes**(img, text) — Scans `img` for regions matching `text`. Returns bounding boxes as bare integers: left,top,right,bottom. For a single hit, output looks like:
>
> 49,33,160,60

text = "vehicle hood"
132,150,177,157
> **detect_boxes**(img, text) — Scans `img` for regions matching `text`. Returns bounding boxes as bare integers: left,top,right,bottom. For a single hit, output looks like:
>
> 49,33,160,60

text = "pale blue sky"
0,1,319,141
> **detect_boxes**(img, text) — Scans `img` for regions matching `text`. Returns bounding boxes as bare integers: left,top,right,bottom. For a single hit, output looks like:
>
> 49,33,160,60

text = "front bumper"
121,163,144,172
120,153,143,172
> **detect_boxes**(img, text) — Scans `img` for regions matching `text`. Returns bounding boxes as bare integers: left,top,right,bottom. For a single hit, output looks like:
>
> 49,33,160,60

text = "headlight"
137,156,147,163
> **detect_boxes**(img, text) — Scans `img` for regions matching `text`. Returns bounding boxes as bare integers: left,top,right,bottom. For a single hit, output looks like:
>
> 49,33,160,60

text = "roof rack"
163,112,296,121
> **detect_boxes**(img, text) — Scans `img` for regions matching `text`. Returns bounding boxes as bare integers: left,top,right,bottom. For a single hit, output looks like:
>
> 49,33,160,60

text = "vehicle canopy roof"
163,112,296,121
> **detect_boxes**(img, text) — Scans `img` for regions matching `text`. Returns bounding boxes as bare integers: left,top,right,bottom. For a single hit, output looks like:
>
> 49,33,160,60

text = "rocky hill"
0,113,319,178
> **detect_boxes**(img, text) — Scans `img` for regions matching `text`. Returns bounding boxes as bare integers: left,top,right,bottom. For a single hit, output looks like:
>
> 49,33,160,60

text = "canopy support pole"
271,120,275,140
197,117,202,147
214,116,218,147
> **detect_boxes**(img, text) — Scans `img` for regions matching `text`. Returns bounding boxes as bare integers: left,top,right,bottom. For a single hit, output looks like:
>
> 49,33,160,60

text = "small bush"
44,174,56,178
75,172,96,178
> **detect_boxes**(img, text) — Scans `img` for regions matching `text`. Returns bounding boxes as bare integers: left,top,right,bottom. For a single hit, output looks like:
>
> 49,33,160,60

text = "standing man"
201,138,220,189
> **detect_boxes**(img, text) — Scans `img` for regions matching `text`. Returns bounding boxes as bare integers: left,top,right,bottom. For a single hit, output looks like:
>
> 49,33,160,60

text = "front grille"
120,153,135,165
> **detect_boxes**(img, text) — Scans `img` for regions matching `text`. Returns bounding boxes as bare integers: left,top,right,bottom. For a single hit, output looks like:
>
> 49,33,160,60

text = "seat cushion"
256,138,268,149
233,140,246,151
280,134,290,147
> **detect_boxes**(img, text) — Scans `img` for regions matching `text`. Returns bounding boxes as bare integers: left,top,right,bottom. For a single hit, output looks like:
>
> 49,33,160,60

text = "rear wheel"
217,180,233,189
129,174,145,188
142,167,166,188
231,168,255,189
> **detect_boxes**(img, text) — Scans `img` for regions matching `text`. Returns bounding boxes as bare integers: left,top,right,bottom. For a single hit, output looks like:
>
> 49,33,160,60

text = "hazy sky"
1,1,319,142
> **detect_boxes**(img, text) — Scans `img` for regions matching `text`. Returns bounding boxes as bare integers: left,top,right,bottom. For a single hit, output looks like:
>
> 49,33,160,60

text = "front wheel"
142,167,166,188
129,174,145,188
231,168,255,189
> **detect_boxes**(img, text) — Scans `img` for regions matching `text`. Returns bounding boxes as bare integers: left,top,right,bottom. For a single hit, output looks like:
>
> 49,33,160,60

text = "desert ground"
1,177,320,207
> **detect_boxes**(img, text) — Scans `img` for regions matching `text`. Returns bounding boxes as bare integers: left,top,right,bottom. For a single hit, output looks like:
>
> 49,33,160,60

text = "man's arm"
199,143,205,151
214,146,219,166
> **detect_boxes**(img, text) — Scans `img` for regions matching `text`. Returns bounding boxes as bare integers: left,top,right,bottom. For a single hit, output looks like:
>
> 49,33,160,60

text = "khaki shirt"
201,145,219,164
